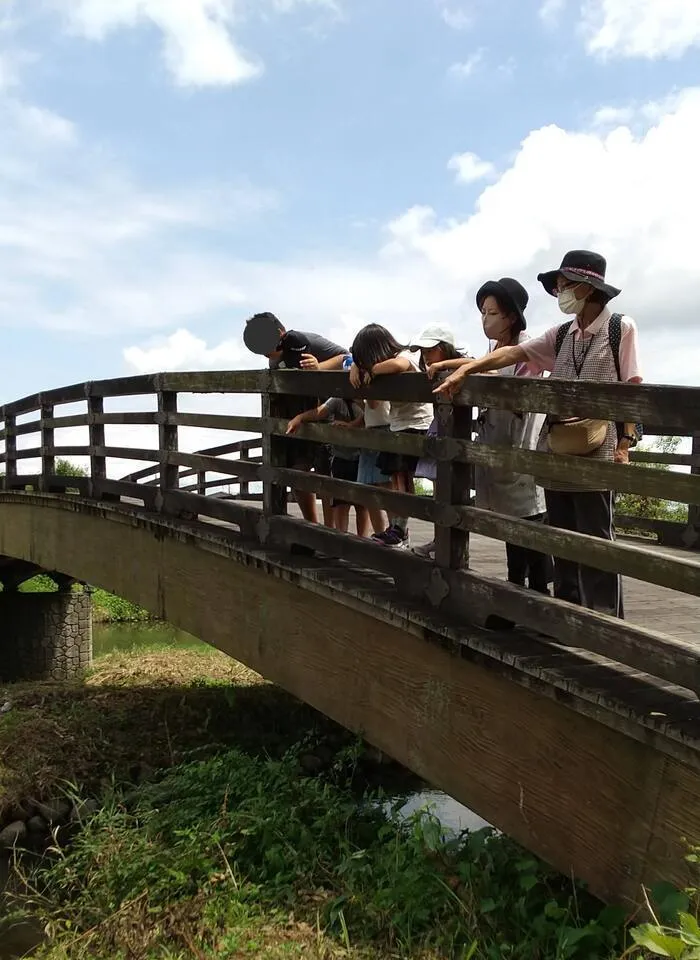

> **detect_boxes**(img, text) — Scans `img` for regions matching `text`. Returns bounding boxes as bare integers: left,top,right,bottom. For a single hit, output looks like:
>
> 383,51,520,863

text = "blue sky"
2,0,700,413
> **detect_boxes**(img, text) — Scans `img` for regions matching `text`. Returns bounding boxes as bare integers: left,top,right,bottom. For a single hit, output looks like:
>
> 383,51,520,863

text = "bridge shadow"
0,666,423,820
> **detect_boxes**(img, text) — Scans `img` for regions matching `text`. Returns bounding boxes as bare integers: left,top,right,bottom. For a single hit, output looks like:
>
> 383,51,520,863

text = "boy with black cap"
244,311,350,525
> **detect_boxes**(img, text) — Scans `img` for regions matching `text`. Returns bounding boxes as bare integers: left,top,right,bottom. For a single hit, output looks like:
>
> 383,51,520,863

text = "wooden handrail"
1,368,700,695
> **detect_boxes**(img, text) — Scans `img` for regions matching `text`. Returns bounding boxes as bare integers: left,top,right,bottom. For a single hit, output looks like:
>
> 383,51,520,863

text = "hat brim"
475,280,527,331
537,268,621,300
409,337,443,350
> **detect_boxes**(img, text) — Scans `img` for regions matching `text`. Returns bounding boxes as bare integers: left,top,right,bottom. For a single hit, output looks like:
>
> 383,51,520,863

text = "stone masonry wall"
0,591,93,682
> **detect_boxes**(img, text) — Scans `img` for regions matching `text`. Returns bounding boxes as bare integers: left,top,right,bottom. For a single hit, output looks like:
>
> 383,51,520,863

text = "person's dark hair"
249,311,284,334
351,324,406,378
588,289,613,307
417,342,464,372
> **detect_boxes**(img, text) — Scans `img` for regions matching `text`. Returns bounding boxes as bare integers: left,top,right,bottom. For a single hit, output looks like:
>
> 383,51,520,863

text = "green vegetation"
627,858,700,958
1,648,698,959
616,437,688,527
16,747,625,960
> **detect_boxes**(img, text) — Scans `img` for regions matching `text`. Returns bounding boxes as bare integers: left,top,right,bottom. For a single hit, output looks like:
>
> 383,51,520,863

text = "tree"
54,458,88,477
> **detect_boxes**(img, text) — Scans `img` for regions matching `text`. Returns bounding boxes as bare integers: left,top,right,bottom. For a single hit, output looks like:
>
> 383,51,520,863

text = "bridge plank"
269,421,700,503
262,513,700,693
167,412,262,433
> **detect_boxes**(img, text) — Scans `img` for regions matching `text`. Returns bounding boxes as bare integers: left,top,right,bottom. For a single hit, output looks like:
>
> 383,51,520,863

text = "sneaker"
372,525,410,549
411,539,435,560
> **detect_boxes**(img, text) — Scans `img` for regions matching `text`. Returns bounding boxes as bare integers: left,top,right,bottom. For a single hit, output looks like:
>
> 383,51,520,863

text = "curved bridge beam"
0,492,697,907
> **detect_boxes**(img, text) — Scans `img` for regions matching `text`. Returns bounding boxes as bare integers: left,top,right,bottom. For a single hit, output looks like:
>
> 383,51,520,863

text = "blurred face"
265,326,285,359
480,295,512,341
421,344,445,366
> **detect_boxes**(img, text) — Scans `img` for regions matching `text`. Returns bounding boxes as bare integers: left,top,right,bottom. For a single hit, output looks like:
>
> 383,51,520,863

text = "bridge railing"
1,370,700,694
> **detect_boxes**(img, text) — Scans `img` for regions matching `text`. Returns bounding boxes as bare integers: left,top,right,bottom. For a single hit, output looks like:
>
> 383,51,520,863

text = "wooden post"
240,442,251,500
196,471,206,497
40,401,55,493
87,394,107,500
433,400,474,570
4,414,17,490
158,390,179,498
685,431,700,549
261,386,288,519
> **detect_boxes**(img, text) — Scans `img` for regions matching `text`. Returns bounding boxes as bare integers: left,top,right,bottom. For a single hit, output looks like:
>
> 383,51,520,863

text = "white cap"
409,325,456,350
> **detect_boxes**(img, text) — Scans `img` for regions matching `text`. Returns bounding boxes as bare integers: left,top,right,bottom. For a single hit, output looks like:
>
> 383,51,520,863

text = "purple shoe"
372,525,410,549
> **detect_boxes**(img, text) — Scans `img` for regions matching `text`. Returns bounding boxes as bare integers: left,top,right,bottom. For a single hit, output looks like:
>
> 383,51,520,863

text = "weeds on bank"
19,747,626,960
623,847,700,958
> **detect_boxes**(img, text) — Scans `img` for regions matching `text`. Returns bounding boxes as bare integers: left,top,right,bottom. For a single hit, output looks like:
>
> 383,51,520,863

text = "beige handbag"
547,417,608,456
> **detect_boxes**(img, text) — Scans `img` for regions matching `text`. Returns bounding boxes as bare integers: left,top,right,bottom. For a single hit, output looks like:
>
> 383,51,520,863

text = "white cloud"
47,0,340,87
9,102,76,142
124,329,250,373
448,49,483,78
448,151,496,184
0,88,277,335
581,0,700,59
539,0,567,25
381,86,700,359
591,104,634,127
436,2,473,30
58,83,700,392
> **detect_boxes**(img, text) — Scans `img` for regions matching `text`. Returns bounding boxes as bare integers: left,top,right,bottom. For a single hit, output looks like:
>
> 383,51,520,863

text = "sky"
1,0,700,454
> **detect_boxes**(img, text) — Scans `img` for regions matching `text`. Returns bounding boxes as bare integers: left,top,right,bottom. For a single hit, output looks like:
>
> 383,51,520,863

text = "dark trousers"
505,513,552,594
544,490,623,619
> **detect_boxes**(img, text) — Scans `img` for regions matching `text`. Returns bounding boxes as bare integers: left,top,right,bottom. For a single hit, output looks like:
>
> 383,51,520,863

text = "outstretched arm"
300,353,350,371
286,403,329,434
433,345,528,398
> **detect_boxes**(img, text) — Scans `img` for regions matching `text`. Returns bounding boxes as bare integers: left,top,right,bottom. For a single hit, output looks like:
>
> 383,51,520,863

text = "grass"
0,649,329,822
13,746,627,960
1,648,695,960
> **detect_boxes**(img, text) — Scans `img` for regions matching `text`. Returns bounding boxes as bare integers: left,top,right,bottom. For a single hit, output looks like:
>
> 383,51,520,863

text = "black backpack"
554,312,643,445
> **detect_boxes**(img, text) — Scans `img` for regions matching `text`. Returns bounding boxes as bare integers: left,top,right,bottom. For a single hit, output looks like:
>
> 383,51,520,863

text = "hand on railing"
286,416,303,435
426,361,449,380
614,444,631,465
349,363,371,389
433,362,475,398
299,354,320,370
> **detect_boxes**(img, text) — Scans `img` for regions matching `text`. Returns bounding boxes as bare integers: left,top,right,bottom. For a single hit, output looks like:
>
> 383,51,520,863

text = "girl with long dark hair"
349,324,433,548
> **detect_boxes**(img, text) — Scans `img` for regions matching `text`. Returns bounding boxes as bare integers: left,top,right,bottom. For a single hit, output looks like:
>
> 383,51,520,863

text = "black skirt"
330,456,359,506
376,428,427,476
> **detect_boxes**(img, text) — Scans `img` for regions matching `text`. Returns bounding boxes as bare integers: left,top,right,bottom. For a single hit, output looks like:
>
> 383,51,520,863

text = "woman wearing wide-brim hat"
434,251,643,620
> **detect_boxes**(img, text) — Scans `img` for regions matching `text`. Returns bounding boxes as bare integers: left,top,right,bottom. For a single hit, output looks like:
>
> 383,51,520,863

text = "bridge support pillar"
0,590,93,682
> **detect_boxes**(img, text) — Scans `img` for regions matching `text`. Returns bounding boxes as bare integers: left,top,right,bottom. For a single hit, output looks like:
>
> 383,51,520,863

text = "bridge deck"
233,501,700,643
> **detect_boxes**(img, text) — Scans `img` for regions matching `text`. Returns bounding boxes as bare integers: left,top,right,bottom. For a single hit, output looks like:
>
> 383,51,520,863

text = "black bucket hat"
537,250,621,300
475,277,529,331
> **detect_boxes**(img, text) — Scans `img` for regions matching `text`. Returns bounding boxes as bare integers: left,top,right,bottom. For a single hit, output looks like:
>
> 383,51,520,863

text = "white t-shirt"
363,400,391,428
389,351,433,433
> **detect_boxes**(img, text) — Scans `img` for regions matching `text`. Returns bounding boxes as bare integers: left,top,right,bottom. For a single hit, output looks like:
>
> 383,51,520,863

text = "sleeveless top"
536,315,619,493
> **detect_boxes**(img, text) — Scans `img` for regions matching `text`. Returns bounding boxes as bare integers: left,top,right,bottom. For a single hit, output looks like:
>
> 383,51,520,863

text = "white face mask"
557,285,588,315
482,313,510,341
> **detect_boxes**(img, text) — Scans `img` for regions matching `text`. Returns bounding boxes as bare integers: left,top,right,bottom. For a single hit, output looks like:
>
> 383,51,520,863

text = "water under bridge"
1,368,700,909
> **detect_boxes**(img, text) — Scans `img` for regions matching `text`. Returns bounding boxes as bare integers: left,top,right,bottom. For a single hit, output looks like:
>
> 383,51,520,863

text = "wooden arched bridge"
2,368,700,908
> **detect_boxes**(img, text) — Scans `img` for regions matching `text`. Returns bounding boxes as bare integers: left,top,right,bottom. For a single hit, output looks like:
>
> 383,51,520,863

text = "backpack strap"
554,320,574,360
609,312,644,444
608,313,622,382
